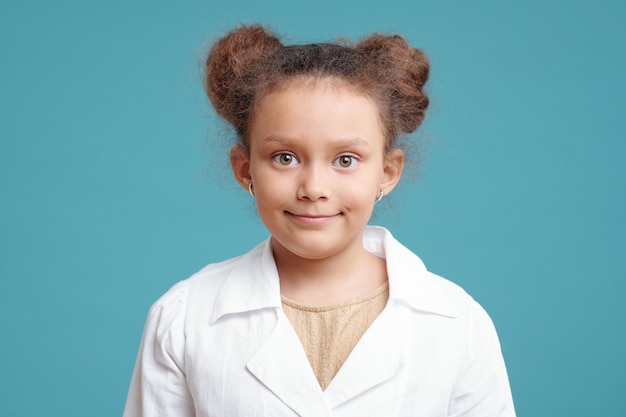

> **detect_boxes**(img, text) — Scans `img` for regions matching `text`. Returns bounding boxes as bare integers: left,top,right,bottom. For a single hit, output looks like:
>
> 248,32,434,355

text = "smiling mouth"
286,212,341,224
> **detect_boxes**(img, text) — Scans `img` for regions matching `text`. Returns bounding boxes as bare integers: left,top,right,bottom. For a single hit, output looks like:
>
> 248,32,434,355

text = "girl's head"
205,25,429,152
204,25,430,260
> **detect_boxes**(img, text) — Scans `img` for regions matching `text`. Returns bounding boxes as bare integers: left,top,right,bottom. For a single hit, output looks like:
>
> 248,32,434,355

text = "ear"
380,148,404,195
230,144,252,190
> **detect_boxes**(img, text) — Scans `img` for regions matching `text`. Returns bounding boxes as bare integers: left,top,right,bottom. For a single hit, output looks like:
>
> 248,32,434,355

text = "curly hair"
204,24,429,152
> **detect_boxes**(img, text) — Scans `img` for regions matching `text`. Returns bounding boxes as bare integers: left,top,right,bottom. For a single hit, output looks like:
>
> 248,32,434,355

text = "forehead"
249,79,385,147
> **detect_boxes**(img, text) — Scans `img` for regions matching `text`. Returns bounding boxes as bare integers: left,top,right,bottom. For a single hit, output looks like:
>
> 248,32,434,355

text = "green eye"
334,155,356,168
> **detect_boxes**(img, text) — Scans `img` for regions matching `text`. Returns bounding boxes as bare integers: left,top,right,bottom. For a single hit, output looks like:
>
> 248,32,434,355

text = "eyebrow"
260,136,291,147
261,136,369,148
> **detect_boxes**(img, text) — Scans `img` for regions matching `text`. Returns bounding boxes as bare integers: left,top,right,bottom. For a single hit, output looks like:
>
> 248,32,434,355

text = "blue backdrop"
1,1,624,416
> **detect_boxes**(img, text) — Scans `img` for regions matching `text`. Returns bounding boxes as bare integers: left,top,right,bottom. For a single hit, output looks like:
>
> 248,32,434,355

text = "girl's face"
231,80,404,262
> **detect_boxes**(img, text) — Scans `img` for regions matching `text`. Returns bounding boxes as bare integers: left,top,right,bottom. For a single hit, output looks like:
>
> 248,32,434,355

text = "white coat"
123,226,516,417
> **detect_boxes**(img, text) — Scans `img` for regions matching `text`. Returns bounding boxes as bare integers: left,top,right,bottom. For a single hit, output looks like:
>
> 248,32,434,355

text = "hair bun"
356,34,430,134
205,25,282,125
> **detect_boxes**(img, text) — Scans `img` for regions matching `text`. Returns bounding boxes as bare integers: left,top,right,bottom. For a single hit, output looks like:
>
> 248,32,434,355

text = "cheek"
341,179,379,208
253,178,292,211
254,171,292,193
351,169,383,194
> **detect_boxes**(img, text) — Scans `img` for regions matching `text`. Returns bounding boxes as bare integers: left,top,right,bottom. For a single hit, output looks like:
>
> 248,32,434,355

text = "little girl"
124,25,516,417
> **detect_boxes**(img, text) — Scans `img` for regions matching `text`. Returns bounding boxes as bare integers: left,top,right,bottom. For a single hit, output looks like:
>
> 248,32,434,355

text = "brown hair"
204,24,429,151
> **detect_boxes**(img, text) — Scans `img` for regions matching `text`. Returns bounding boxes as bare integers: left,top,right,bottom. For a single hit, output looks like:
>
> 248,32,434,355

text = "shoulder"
145,250,252,328
385,232,501,351
369,226,474,318
183,253,246,299
146,238,278,330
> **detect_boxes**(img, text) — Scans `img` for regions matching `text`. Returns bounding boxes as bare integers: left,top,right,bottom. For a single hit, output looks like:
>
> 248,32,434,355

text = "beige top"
281,282,389,390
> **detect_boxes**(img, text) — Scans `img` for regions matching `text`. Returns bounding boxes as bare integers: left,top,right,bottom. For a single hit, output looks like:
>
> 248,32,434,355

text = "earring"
375,189,384,203
248,182,255,198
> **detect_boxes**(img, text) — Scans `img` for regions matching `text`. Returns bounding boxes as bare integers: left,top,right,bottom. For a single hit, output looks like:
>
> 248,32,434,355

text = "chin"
272,236,344,261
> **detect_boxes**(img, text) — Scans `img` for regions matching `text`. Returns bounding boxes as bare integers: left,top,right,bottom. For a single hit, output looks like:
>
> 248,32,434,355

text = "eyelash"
271,152,359,169
333,155,358,169
272,152,299,166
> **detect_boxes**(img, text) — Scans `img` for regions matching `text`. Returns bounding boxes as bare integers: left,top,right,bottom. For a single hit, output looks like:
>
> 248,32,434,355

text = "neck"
272,235,387,306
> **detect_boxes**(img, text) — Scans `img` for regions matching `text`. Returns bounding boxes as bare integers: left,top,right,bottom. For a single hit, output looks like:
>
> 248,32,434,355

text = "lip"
286,212,341,224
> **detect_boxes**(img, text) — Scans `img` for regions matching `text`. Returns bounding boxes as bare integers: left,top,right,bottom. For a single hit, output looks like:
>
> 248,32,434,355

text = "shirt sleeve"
123,281,195,417
448,300,516,417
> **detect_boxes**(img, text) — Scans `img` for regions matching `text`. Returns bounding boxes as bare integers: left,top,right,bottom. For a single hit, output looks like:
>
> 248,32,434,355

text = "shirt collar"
209,240,282,324
363,226,459,318
210,226,458,324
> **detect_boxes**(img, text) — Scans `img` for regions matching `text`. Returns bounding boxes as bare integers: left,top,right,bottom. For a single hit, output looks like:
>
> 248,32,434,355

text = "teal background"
1,0,624,415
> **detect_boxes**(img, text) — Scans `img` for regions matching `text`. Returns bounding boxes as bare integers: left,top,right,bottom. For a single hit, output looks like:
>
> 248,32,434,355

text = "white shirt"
124,226,516,417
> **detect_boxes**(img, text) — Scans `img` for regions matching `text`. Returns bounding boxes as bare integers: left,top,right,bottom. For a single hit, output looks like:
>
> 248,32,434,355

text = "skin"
231,79,404,305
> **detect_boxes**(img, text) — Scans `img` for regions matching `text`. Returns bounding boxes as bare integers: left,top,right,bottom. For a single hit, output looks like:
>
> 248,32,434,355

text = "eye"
334,155,357,169
272,152,299,166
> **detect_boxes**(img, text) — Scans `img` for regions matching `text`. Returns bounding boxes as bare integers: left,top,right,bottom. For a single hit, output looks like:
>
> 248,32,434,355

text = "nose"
296,164,329,201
